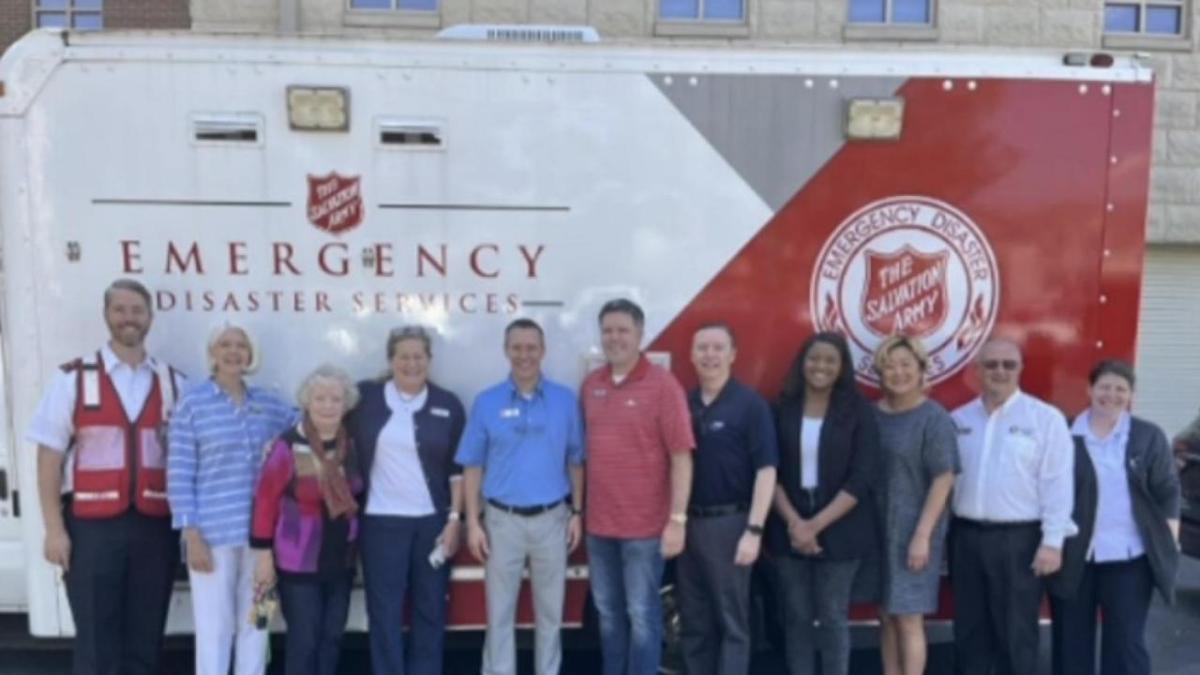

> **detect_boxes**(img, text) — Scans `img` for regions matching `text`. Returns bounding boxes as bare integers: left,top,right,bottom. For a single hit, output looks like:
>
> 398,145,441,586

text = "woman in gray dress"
873,336,958,675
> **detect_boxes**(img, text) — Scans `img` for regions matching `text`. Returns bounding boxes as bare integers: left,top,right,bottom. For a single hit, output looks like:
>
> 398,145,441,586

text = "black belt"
687,503,748,518
954,517,1040,531
487,498,567,517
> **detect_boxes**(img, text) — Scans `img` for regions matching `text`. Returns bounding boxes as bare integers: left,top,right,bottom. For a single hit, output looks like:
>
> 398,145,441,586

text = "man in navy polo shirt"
457,318,586,675
678,322,778,675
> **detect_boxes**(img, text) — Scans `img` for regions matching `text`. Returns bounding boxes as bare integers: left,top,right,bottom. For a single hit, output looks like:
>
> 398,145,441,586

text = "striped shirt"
167,379,296,547
581,355,694,539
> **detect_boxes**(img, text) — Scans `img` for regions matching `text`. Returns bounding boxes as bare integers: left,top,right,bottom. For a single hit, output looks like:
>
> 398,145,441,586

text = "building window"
1104,1,1185,36
34,0,103,29
349,0,437,10
848,0,931,24
660,0,746,22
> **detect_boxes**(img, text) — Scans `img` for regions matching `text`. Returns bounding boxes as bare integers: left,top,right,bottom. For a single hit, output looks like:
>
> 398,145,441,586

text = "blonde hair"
206,322,261,375
872,335,930,375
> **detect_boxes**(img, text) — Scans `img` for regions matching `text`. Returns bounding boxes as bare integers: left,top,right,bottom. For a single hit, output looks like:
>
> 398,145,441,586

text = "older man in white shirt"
950,338,1075,675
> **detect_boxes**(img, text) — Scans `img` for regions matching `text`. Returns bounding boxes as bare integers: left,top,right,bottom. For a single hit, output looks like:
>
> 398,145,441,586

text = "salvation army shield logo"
306,173,363,235
811,196,1000,387
860,246,949,338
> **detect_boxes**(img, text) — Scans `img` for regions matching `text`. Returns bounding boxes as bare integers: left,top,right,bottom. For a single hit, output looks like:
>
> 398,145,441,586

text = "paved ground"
6,557,1200,674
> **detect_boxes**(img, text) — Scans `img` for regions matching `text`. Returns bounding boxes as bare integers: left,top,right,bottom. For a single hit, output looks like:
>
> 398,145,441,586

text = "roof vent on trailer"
437,24,600,43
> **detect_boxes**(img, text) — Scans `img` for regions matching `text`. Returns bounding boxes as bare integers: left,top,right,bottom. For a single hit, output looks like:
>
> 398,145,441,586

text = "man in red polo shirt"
582,298,695,675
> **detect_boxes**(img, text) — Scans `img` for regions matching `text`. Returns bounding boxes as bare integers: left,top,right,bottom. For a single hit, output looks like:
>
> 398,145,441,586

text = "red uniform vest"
65,352,178,519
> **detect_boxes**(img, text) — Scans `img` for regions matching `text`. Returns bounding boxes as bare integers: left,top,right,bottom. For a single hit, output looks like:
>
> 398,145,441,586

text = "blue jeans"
361,514,449,675
277,573,353,675
586,535,665,675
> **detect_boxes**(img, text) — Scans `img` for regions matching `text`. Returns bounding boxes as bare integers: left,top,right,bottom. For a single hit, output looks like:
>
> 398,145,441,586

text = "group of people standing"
29,278,1182,675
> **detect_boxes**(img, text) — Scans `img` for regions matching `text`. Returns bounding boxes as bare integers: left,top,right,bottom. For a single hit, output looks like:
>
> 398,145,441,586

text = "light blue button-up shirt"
455,375,584,507
1073,411,1145,562
167,379,297,547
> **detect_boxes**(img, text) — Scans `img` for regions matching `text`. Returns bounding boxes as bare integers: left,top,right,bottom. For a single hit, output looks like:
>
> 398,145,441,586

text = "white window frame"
844,0,938,41
344,0,441,30
31,0,103,31
1102,0,1192,51
655,0,751,38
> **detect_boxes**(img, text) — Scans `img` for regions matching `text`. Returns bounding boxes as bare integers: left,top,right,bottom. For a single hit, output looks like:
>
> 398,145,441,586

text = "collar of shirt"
605,354,651,387
1071,409,1131,445
506,375,544,401
101,342,154,375
202,377,269,408
689,377,734,412
385,381,428,413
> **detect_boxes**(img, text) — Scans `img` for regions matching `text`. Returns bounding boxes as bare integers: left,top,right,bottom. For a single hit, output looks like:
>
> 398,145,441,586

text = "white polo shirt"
951,391,1077,548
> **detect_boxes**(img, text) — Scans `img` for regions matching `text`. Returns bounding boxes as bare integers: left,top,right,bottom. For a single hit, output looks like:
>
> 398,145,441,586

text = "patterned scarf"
302,417,358,520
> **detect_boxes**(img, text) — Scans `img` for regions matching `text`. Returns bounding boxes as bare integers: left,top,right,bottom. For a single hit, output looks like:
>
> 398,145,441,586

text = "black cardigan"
345,380,466,516
766,390,882,561
1047,416,1181,604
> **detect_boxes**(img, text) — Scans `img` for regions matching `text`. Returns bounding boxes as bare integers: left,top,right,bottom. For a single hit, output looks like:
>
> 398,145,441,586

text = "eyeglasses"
982,359,1020,371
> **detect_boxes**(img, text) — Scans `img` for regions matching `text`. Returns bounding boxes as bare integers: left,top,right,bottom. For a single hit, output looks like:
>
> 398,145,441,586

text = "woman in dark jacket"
769,332,882,675
1048,359,1180,675
345,325,467,675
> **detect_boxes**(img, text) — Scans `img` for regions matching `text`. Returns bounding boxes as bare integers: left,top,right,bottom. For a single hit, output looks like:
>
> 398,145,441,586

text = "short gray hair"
296,364,359,413
205,322,260,374
387,325,433,360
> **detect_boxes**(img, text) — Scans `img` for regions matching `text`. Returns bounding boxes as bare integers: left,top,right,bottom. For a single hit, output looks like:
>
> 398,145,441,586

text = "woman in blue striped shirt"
167,322,295,675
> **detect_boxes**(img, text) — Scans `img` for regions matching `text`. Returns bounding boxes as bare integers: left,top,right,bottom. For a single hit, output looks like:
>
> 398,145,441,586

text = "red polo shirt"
582,355,695,539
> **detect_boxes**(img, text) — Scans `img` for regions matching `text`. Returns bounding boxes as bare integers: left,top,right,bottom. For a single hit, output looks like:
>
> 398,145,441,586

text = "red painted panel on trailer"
650,77,1140,416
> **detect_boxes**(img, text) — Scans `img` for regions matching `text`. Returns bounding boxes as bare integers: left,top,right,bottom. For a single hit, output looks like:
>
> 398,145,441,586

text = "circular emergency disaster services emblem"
810,196,1000,387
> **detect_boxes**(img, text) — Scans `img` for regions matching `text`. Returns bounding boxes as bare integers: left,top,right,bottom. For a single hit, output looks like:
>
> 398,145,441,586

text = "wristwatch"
447,511,462,522
669,512,688,525
745,524,764,536
568,504,584,517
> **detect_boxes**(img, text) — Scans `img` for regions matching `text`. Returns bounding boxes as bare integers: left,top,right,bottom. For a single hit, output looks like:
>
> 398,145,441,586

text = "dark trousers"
1050,557,1153,675
361,514,449,675
776,555,860,675
677,513,753,675
278,573,353,675
62,507,178,675
950,519,1043,675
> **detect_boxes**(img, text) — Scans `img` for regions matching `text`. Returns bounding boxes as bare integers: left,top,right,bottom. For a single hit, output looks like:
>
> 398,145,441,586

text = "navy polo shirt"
688,378,779,507
455,375,585,507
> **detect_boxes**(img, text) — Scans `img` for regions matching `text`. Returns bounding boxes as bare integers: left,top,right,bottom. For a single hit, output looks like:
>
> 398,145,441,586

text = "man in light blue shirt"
456,318,585,675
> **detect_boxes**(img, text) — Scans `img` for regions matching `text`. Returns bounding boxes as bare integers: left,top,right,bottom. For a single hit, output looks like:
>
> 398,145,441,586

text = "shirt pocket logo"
431,407,451,418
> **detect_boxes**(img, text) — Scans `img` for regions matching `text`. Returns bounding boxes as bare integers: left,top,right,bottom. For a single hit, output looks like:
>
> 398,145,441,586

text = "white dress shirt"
365,383,436,516
951,391,1077,548
1072,411,1144,562
26,344,182,492
800,417,823,489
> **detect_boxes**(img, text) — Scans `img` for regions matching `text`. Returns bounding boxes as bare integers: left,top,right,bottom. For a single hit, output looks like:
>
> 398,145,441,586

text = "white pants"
188,544,268,675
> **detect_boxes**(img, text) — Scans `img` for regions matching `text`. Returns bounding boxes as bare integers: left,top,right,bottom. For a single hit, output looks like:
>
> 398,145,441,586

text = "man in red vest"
26,278,185,675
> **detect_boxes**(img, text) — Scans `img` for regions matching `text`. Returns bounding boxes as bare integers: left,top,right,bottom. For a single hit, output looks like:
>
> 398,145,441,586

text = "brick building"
0,0,189,53
2,0,1198,432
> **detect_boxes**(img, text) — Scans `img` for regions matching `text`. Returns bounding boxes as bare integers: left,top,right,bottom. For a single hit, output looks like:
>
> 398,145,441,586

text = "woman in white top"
1047,359,1180,675
345,326,467,675
768,332,882,675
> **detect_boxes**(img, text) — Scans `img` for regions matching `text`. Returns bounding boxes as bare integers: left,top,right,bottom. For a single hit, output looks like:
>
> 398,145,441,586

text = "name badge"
592,388,608,398
625,398,638,408
431,407,451,418
709,420,725,431
1008,425,1035,438
500,407,521,419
